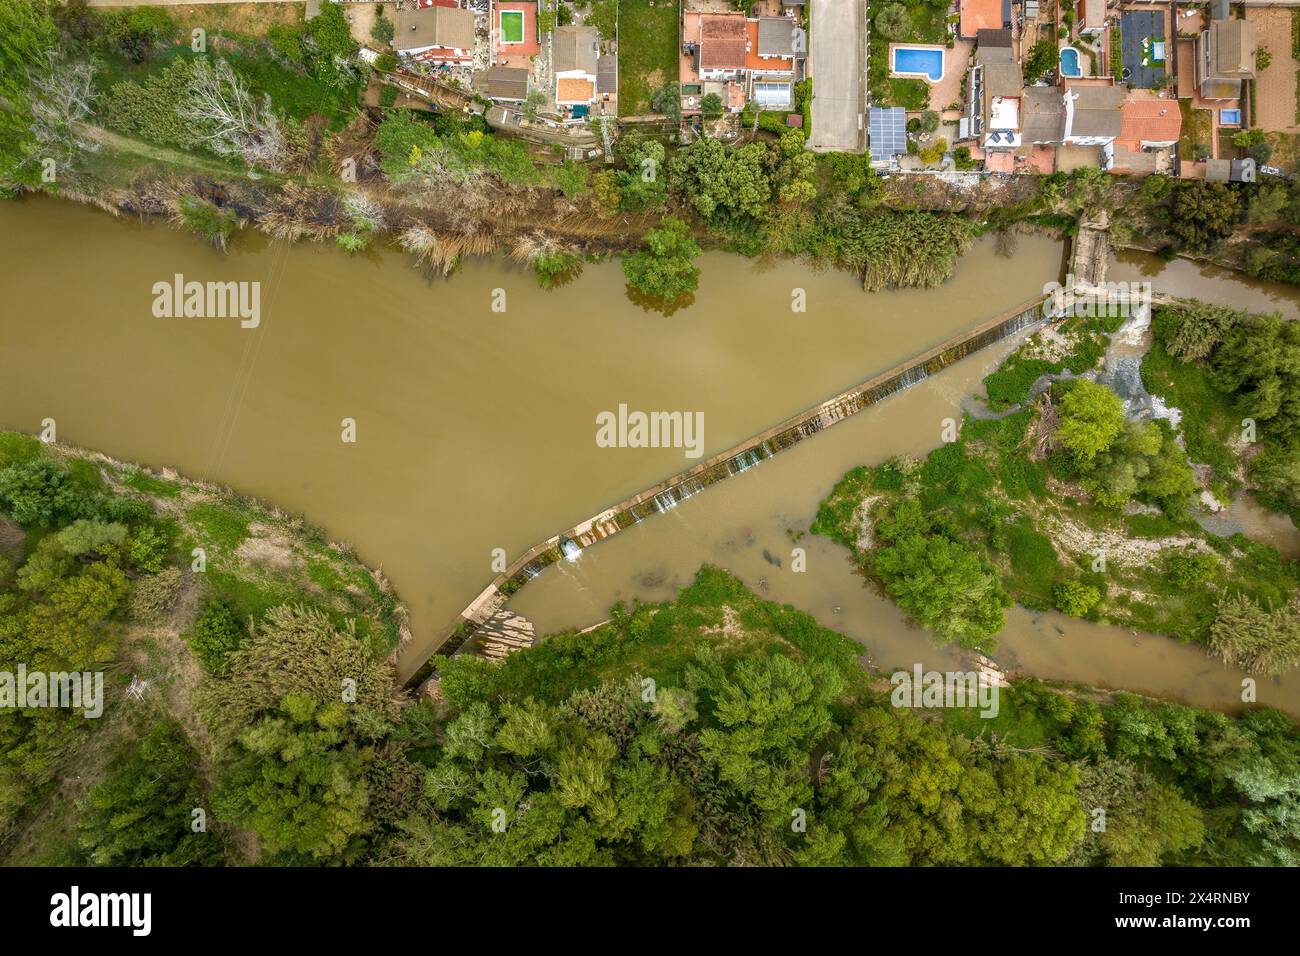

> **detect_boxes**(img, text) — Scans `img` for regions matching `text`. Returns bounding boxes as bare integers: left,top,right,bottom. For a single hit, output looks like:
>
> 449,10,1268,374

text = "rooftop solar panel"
869,107,906,163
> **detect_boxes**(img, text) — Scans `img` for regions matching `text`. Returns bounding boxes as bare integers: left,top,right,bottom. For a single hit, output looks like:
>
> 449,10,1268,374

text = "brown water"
0,197,1057,662
3,197,1297,711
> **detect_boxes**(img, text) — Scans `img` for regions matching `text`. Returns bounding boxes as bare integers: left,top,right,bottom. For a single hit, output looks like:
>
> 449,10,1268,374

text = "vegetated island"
812,296,1300,677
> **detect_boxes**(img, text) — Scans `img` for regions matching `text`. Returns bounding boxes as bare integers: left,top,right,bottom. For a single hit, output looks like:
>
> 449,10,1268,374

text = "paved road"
808,0,864,153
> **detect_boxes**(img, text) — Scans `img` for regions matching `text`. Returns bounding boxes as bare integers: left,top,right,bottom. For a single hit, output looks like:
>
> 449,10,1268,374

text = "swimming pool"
891,46,944,83
1060,47,1082,78
1220,108,1242,126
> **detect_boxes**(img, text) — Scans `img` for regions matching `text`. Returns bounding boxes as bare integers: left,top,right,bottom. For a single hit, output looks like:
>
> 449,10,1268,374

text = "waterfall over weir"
405,293,1054,684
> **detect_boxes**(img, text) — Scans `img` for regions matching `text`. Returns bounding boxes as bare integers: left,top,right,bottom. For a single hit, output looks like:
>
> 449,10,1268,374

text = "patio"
1120,10,1168,90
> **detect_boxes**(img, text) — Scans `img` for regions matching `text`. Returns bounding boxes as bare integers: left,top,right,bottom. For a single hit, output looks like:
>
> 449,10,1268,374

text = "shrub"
188,601,247,674
1053,581,1102,617
129,567,185,622
1166,551,1218,588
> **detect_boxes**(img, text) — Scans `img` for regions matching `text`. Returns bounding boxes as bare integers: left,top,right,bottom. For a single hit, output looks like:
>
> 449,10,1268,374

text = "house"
1194,17,1256,101
868,106,907,166
392,6,477,64
966,45,1023,152
1115,92,1181,151
553,25,599,107
959,0,1008,40
1061,80,1124,146
1078,0,1107,37
482,65,531,102
748,18,797,108
687,13,750,81
1107,92,1180,173
597,52,618,101
1020,87,1065,145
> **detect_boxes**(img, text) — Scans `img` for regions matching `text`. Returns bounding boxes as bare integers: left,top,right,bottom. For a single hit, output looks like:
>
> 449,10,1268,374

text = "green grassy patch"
1140,340,1242,496
188,502,250,552
120,468,182,499
617,0,679,116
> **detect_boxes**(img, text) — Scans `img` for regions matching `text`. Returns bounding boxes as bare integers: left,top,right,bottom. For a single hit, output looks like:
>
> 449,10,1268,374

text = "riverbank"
810,296,1300,702
0,430,409,863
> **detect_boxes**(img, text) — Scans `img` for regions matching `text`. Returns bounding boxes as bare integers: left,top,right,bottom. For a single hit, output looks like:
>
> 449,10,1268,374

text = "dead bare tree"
26,51,100,164
182,58,286,171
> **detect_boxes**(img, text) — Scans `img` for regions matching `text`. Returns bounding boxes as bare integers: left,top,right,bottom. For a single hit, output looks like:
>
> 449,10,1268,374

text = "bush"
129,567,184,622
1166,551,1218,588
1053,581,1101,617
188,601,247,675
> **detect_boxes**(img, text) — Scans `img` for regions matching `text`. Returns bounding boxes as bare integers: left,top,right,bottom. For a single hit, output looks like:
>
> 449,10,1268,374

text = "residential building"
966,45,1023,153
1061,80,1124,146
392,6,477,65
553,25,600,107
1020,87,1065,145
1194,16,1256,101
1108,91,1180,174
686,12,749,82
1078,0,1106,37
680,11,806,115
481,65,531,102
959,0,1009,41
748,18,797,108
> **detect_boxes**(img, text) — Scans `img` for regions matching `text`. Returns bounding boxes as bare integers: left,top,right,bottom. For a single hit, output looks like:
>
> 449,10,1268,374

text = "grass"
120,468,182,499
617,0,679,117
981,312,1127,410
1140,340,1242,497
189,502,250,552
1179,98,1213,163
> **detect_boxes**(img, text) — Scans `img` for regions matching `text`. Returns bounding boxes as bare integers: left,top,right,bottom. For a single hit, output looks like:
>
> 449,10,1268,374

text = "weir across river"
399,290,1058,686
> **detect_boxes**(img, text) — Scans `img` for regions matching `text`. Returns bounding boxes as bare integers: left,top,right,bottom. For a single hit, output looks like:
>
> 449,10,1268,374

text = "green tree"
188,601,247,675
1168,181,1241,252
874,4,911,41
621,217,701,303
1057,379,1126,463
79,722,224,866
700,92,724,119
215,694,371,862
0,0,59,190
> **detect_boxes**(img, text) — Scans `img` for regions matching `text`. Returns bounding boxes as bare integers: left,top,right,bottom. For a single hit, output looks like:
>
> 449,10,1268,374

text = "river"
2,197,1298,710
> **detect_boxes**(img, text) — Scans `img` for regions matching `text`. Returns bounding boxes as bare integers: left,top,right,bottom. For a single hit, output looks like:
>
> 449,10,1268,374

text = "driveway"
809,0,864,153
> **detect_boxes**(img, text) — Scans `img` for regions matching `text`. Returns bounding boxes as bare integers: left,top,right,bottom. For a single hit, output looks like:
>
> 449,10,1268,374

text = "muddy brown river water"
2,197,1298,711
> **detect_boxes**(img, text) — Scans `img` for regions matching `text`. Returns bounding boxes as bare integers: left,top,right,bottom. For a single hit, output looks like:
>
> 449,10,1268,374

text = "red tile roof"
960,0,1003,38
1115,95,1181,150
700,14,748,70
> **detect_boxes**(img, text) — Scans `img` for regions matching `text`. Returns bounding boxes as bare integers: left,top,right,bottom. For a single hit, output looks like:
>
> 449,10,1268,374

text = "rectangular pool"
1220,109,1241,126
891,46,944,83
500,10,525,43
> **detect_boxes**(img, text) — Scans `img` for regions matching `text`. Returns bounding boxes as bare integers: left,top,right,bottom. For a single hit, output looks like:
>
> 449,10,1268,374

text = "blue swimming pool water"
1220,109,1241,126
892,47,943,82
1060,47,1082,78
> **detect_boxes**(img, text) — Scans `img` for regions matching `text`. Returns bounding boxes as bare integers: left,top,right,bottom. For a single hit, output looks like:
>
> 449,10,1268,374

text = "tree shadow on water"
624,285,695,317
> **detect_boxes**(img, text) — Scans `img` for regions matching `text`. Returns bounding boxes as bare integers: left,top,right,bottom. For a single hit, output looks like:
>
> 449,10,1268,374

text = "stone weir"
401,292,1054,687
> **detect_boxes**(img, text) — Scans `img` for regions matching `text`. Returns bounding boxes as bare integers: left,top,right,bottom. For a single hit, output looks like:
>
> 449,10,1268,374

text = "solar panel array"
868,107,906,163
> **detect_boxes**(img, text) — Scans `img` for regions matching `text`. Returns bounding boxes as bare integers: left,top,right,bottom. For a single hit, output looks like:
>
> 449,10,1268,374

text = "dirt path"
79,123,249,177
